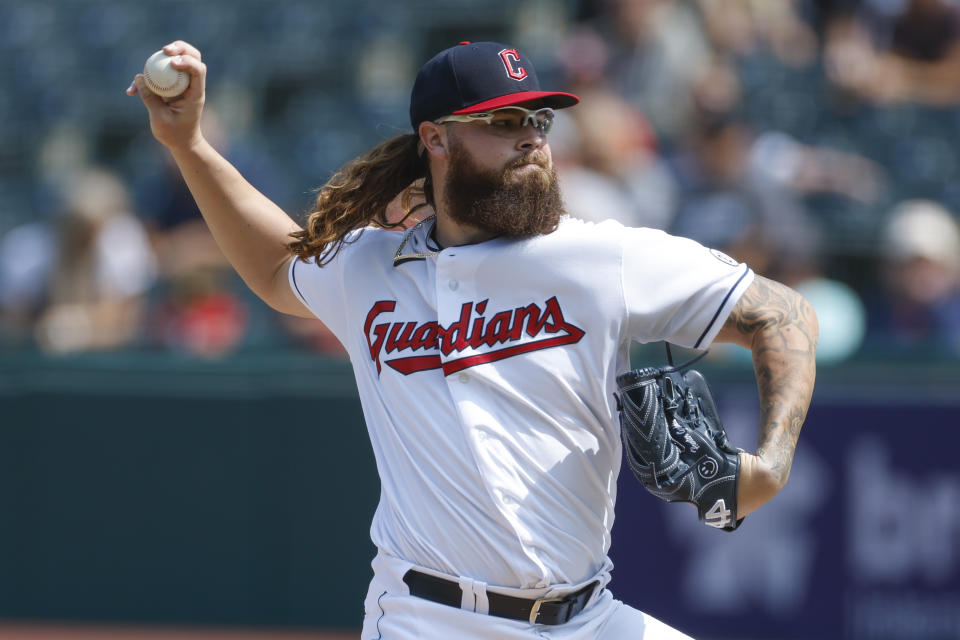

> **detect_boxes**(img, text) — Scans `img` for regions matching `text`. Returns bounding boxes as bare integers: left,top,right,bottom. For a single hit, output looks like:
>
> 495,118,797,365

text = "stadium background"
1,1,959,638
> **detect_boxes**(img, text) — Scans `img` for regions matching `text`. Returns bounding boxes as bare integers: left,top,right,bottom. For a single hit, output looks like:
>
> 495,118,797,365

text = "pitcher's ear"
418,121,449,160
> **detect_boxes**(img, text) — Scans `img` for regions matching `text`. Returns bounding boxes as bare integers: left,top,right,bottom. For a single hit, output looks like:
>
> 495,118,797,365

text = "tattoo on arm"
723,275,818,484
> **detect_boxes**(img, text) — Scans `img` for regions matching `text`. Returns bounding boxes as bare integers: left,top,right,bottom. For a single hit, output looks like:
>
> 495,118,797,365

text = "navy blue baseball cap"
409,41,579,129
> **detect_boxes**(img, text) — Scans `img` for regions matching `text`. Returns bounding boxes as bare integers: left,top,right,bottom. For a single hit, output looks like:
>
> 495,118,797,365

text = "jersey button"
448,279,459,291
457,373,469,383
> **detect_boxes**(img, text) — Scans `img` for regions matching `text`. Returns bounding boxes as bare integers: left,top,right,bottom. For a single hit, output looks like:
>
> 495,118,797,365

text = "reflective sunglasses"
434,106,555,136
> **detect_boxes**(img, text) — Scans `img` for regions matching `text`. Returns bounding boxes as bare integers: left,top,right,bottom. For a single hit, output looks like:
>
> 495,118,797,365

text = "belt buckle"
528,596,563,625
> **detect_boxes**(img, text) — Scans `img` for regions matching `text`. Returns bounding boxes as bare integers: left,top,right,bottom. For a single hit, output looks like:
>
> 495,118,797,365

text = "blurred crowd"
2,0,960,363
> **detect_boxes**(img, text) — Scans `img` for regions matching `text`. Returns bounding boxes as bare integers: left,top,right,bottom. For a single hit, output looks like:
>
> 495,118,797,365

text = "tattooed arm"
714,275,818,517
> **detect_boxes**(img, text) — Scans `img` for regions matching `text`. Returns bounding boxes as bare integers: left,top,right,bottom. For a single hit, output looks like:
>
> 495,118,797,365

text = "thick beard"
441,136,566,239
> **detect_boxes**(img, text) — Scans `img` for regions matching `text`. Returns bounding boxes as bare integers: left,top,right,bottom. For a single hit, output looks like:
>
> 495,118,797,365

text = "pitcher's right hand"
127,41,206,152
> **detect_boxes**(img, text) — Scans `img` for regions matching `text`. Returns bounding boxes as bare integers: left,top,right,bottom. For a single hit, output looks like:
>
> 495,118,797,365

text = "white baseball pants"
361,551,695,639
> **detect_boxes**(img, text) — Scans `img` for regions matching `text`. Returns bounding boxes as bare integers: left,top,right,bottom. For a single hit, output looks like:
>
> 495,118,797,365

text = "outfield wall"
1,353,958,639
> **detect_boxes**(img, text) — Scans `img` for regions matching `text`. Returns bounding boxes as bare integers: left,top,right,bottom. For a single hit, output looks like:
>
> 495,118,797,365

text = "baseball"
142,50,190,98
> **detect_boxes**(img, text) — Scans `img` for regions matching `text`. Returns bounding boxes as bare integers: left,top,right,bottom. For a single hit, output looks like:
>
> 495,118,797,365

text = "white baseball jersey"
288,215,753,591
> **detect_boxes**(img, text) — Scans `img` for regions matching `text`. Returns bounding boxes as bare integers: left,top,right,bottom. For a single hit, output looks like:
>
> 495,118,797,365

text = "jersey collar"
393,215,441,267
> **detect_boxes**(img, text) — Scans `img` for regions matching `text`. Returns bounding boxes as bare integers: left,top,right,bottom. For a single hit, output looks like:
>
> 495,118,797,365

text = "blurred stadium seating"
1,0,959,361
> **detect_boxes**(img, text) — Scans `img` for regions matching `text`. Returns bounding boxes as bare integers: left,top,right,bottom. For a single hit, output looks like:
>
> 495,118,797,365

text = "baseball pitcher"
128,40,817,639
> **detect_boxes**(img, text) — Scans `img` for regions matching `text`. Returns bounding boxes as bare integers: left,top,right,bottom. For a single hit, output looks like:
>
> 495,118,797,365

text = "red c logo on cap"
499,48,527,81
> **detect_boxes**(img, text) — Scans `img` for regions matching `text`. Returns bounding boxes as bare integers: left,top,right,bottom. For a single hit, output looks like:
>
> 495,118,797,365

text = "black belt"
402,569,599,625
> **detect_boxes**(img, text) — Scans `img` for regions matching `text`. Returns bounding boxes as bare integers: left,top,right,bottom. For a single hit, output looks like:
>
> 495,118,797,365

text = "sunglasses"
434,106,555,136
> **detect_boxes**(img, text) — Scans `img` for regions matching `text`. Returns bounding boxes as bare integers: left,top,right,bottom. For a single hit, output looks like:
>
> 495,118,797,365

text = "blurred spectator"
146,266,249,357
0,167,157,353
669,116,822,285
864,199,960,354
793,276,868,364
686,54,743,127
824,0,960,105
750,131,884,205
137,105,287,357
697,0,819,68
552,88,678,229
560,0,713,142
138,105,266,270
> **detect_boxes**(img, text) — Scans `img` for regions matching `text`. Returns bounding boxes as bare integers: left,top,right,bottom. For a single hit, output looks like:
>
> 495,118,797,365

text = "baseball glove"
614,351,744,531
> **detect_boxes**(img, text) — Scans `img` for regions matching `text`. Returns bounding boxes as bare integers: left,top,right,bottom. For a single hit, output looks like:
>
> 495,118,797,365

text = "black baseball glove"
614,353,744,531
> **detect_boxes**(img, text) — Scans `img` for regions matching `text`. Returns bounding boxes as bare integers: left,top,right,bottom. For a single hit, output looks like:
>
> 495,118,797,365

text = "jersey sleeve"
287,251,350,341
621,227,754,349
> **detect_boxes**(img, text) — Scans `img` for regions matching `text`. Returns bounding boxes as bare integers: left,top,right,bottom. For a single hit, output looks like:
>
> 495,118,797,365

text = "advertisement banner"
609,389,960,640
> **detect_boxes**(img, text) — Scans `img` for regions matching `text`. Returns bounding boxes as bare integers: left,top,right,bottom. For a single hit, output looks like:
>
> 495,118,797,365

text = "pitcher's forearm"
747,284,818,487
720,276,818,516
170,137,302,298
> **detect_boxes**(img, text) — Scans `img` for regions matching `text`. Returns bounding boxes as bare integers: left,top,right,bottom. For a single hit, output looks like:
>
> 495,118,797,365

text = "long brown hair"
287,133,433,266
